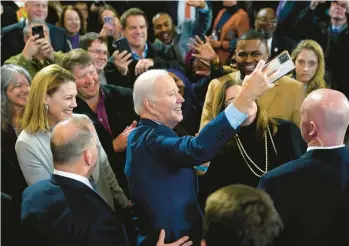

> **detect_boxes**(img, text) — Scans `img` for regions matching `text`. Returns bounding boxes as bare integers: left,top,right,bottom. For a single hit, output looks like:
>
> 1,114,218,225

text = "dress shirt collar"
307,145,345,152
53,169,93,190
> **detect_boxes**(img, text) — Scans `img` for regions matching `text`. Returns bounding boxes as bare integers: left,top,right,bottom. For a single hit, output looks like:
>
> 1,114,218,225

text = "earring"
44,104,49,112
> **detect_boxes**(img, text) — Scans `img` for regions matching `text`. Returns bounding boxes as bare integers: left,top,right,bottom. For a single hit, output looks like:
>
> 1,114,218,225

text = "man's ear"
83,150,92,165
308,121,318,137
144,99,155,112
201,239,206,246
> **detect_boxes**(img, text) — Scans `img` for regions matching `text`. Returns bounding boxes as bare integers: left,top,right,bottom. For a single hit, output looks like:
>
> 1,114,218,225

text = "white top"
53,169,94,190
267,37,273,57
307,145,345,152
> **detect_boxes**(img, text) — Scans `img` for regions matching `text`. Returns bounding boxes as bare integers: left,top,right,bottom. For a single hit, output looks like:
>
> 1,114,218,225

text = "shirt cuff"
198,2,209,13
224,103,247,129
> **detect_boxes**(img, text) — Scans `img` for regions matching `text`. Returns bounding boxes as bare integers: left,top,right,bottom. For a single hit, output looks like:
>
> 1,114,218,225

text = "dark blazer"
125,112,237,245
21,174,130,246
74,85,138,196
258,147,349,246
1,20,70,64
270,33,297,59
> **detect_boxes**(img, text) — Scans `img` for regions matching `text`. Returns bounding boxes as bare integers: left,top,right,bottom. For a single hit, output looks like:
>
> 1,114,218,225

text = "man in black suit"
254,8,297,59
21,114,130,246
258,88,349,246
1,0,69,64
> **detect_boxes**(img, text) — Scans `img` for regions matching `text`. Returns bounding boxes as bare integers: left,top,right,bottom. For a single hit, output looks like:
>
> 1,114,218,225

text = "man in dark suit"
1,0,69,64
21,114,130,246
125,62,275,245
258,88,349,246
254,8,297,59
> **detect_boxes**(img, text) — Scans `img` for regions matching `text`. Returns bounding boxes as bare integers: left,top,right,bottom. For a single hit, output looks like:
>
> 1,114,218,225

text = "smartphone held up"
263,51,295,84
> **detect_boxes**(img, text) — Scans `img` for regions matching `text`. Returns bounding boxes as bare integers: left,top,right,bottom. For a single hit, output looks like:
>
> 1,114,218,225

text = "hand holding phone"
113,37,133,55
263,51,295,84
32,25,44,39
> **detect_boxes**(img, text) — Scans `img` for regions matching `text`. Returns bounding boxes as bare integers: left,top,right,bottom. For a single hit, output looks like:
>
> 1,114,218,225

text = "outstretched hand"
156,230,193,246
188,35,218,63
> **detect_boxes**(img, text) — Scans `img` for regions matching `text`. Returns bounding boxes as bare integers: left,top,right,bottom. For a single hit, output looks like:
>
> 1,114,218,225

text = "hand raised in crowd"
186,0,206,9
112,50,133,76
112,121,137,153
310,0,326,10
40,40,54,61
22,35,45,60
188,35,219,64
156,229,193,246
135,58,154,76
233,60,275,114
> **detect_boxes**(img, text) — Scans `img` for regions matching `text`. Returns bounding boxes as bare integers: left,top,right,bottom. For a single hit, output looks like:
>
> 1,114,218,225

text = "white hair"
133,69,168,115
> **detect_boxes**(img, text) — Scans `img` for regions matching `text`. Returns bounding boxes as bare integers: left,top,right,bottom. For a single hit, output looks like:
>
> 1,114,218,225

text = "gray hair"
23,19,48,38
1,64,32,130
133,69,168,115
51,114,94,164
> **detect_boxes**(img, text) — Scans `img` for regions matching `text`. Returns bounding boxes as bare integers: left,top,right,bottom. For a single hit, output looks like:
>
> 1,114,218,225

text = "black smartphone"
32,25,44,39
113,37,133,55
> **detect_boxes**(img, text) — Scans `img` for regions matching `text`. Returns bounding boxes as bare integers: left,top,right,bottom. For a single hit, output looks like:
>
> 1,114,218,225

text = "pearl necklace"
234,126,278,177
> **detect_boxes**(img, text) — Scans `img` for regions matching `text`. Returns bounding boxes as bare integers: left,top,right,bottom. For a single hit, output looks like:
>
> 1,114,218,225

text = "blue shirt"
132,43,148,60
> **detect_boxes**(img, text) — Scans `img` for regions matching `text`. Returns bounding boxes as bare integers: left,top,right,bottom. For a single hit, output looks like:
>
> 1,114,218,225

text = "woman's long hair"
212,80,278,140
291,39,326,95
20,64,75,134
1,65,32,131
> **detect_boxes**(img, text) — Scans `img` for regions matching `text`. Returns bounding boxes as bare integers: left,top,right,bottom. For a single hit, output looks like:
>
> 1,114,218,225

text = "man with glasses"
80,32,110,85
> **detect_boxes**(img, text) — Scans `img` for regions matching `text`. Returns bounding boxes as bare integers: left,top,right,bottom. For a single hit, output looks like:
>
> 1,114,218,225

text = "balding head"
300,89,349,146
255,8,277,39
51,114,98,174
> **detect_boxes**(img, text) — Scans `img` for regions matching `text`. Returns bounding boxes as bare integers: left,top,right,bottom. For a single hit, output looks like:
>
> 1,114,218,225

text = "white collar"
53,169,93,190
307,145,345,152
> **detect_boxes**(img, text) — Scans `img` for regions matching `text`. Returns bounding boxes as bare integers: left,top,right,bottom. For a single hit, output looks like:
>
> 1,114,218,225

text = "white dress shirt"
307,145,345,152
53,169,94,190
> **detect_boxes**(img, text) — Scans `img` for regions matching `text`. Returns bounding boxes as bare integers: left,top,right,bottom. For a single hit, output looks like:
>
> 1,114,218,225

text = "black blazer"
258,147,349,246
1,20,70,64
73,85,138,195
21,174,130,246
270,33,297,59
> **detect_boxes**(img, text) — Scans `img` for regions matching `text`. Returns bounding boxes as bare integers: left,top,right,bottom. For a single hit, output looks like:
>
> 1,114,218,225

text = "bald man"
258,89,349,246
21,115,130,246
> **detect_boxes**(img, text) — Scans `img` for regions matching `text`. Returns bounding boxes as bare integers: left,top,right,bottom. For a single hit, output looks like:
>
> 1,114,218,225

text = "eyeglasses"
256,18,277,24
87,49,109,57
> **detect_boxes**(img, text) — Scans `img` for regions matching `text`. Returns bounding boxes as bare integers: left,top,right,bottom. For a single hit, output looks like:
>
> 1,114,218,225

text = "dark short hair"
98,4,119,24
60,5,85,35
79,32,108,51
62,48,93,72
120,8,148,29
204,184,283,246
237,30,268,50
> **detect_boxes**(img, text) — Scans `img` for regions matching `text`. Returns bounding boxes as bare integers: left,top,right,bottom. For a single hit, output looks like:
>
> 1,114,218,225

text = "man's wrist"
22,51,32,61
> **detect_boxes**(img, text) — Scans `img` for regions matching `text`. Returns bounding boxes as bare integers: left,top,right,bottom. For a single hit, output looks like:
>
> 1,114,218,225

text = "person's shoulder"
46,23,65,33
214,71,239,84
101,84,132,97
16,129,40,144
277,76,303,91
23,179,51,197
2,21,24,33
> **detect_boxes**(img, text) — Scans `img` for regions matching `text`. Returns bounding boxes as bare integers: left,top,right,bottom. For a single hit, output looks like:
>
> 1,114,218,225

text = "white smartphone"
263,51,295,83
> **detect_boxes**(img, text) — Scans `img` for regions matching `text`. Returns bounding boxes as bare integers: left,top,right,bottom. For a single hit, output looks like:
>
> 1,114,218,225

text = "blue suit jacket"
21,174,129,246
1,20,70,64
125,112,236,245
258,147,349,246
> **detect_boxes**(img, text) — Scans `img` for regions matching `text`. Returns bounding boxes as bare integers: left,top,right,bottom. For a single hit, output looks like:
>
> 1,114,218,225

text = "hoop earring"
44,104,49,112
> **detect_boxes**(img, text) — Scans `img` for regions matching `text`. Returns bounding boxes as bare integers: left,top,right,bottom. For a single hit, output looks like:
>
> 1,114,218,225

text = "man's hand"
186,0,206,9
40,40,54,61
22,35,44,60
188,35,219,63
112,50,133,76
156,229,193,246
233,60,274,114
112,121,137,152
135,58,154,76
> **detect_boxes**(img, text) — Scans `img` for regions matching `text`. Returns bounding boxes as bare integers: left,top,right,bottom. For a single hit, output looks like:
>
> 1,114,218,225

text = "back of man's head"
301,88,349,146
51,114,94,167
62,48,93,72
203,184,283,246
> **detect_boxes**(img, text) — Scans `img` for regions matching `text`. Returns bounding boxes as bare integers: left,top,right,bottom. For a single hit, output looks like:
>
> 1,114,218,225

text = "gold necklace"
234,126,278,177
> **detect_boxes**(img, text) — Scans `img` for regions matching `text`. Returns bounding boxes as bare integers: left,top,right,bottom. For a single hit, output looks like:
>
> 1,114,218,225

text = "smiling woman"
59,5,84,49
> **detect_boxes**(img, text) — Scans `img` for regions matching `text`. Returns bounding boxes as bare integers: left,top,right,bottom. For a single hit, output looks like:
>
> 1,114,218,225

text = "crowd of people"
1,1,349,246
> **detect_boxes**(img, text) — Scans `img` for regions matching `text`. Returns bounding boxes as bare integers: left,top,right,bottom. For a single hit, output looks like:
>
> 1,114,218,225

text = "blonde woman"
198,79,306,207
16,64,130,211
291,39,327,95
